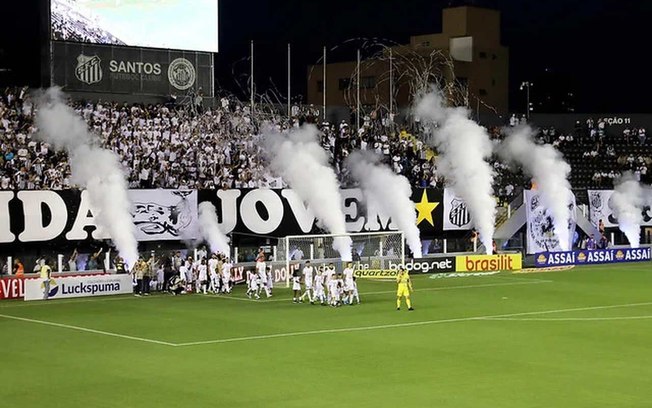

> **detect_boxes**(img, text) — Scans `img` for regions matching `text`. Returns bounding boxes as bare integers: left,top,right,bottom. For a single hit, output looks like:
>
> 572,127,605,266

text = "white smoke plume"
499,125,573,250
35,88,139,267
263,125,352,260
414,89,495,254
198,201,230,255
345,151,422,257
610,173,646,248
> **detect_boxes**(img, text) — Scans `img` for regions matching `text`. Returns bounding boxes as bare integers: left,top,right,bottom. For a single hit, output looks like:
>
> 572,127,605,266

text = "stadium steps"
494,206,509,229
494,204,526,240
575,207,601,240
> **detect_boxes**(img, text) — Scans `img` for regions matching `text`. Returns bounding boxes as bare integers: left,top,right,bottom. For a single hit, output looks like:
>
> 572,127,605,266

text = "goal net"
277,232,405,286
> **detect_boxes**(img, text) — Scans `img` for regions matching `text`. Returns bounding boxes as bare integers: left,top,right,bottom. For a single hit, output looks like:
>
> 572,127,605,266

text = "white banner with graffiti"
130,190,198,241
443,189,473,231
586,189,652,228
525,190,577,254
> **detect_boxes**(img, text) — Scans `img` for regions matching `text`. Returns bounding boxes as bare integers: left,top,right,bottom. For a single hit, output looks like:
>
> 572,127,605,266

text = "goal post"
277,231,405,286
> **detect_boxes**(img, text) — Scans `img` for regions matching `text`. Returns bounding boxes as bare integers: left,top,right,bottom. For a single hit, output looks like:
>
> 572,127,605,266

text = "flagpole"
356,49,361,130
323,46,327,121
250,40,254,113
389,47,393,117
287,43,291,118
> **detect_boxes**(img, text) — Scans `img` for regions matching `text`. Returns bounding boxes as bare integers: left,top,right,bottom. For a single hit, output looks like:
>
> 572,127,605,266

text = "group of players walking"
132,247,413,311
290,261,360,307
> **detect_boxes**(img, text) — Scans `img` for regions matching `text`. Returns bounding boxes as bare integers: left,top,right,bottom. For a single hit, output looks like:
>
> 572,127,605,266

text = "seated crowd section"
0,87,649,197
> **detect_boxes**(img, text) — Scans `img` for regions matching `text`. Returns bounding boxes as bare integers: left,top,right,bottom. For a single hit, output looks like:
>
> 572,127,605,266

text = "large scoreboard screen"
51,0,219,53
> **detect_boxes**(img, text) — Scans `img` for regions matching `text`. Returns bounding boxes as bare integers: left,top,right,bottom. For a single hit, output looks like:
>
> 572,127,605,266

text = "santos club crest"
168,58,196,90
75,54,103,85
589,191,603,212
449,198,470,227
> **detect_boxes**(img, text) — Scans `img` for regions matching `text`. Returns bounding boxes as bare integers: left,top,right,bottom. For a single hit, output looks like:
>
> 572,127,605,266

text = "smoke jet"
499,125,573,250
198,202,231,255
263,125,352,261
35,88,139,267
345,151,422,257
610,173,646,248
414,89,495,254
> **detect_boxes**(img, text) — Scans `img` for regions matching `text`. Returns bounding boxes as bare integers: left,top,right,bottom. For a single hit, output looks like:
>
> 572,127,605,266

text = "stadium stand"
1,87,648,194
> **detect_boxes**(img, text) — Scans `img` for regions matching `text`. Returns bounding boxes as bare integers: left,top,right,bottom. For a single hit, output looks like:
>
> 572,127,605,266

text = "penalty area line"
0,313,176,347
174,301,652,347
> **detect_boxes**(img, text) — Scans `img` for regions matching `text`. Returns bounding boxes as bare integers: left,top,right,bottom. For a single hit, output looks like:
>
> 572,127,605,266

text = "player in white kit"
292,271,302,303
328,273,342,307
313,267,326,305
179,262,188,284
351,276,360,304
324,263,336,303
342,262,355,305
197,259,208,294
299,261,314,304
256,249,272,298
265,266,274,296
221,256,232,294
246,270,260,299
208,254,219,293
183,257,194,292
192,258,203,293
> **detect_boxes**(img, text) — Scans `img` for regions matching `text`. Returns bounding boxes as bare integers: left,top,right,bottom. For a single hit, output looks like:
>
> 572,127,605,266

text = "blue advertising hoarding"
535,248,652,267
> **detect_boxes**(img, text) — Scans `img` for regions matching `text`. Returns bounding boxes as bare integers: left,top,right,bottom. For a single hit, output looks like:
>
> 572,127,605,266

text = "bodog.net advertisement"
456,254,523,272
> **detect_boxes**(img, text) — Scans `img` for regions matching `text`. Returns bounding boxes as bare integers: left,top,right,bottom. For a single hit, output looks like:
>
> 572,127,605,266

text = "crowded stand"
0,87,649,196
51,0,126,45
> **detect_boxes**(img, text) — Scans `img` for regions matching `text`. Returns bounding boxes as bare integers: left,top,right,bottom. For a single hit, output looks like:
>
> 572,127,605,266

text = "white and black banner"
443,189,473,231
587,190,652,228
130,190,198,241
588,190,616,227
525,190,577,254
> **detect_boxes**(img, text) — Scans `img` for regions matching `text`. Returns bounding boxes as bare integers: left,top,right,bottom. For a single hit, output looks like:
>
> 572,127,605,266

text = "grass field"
1,263,652,407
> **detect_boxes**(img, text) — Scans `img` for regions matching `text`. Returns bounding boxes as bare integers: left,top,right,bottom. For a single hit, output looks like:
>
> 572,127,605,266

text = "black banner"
51,41,214,97
0,188,446,251
197,188,445,238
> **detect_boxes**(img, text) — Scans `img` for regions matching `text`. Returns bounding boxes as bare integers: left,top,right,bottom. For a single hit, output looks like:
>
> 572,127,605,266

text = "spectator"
13,258,24,276
67,248,78,271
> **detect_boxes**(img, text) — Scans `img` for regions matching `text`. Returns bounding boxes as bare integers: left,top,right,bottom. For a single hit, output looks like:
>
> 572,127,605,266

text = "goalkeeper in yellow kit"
396,269,414,311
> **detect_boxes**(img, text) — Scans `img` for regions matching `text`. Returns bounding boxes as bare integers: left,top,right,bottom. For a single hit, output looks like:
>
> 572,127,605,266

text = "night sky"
1,0,649,113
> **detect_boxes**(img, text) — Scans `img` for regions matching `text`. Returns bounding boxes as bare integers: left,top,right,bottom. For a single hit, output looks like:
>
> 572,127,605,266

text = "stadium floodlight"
277,231,405,287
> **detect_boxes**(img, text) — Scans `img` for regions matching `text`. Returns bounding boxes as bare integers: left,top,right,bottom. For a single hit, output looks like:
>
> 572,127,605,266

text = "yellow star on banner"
415,190,439,226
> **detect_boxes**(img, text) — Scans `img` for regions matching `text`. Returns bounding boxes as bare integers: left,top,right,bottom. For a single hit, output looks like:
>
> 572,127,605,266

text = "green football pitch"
1,264,651,407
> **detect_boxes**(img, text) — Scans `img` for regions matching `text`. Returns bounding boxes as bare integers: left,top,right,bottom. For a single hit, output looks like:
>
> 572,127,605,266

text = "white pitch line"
174,301,652,347
0,313,176,346
483,315,652,322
